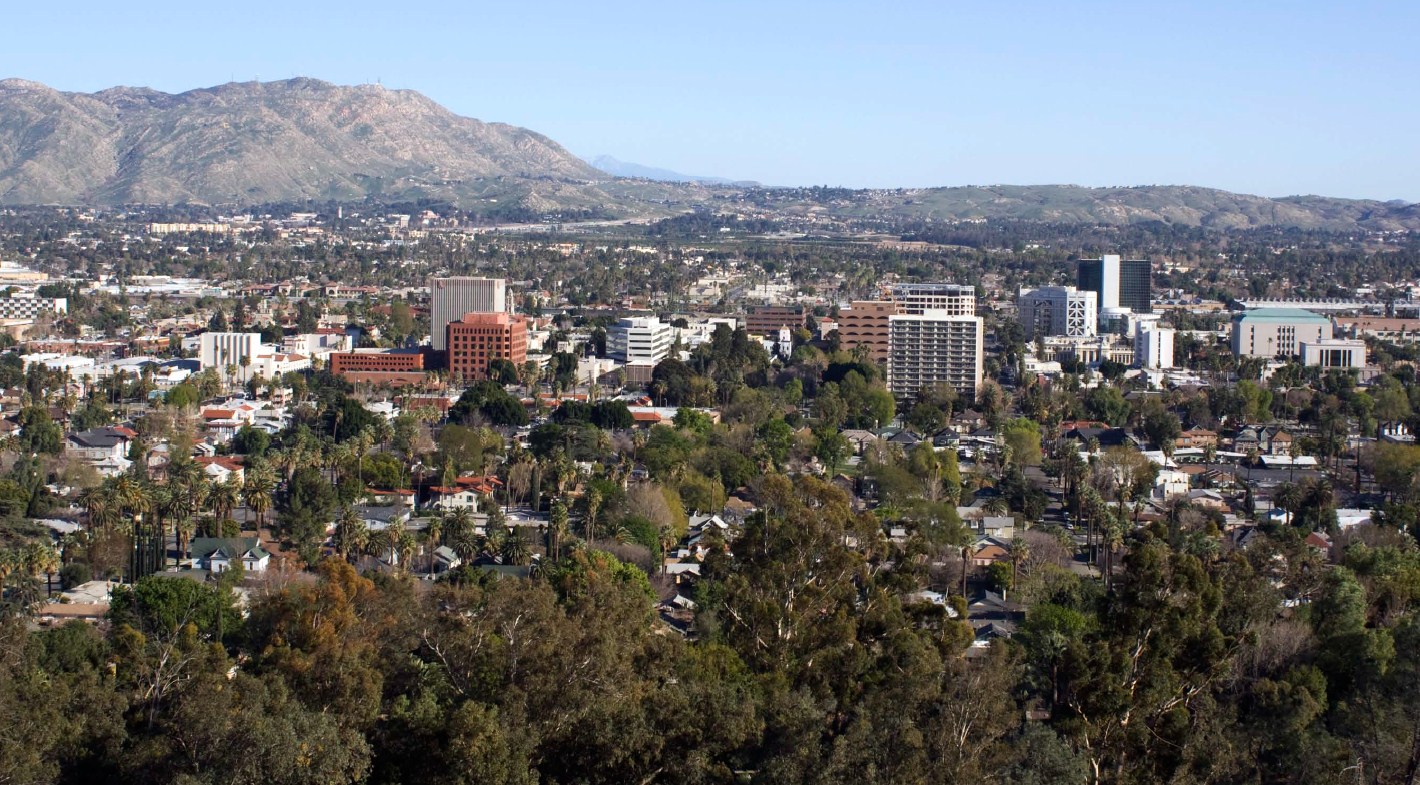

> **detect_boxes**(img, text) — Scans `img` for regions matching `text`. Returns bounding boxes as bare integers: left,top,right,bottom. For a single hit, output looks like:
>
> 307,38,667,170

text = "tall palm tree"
210,477,241,523
174,515,197,564
396,530,418,571
27,542,59,597
1009,535,1030,587
79,485,118,533
335,506,368,563
244,469,276,532
582,487,604,544
423,514,444,572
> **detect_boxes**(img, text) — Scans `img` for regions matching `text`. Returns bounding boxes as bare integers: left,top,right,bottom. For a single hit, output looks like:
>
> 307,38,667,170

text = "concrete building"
887,311,984,400
1332,316,1420,344
608,316,674,365
1300,338,1366,369
0,296,66,319
430,277,507,351
199,332,263,376
447,312,528,382
1135,326,1176,369
1042,336,1135,366
1018,286,1097,339
1078,255,1151,316
890,283,976,316
836,300,899,363
1230,308,1331,358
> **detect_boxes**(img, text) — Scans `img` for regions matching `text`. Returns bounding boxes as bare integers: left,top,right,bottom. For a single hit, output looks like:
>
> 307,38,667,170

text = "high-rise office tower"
1077,255,1151,316
1018,286,1098,340
430,277,508,351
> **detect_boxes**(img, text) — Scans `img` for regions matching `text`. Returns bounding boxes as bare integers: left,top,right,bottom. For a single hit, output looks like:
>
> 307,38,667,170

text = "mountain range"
587,155,755,186
0,77,1417,230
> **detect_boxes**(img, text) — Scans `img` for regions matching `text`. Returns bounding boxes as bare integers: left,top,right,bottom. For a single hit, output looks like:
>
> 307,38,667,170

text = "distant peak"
0,78,55,92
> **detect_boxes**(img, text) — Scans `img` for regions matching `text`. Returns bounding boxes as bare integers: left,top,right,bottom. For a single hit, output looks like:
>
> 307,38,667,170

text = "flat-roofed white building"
608,316,674,365
199,332,263,376
1300,338,1366,369
1135,326,1176,369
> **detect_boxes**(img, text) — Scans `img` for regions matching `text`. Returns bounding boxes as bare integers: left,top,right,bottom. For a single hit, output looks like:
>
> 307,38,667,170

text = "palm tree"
210,477,241,524
174,515,197,564
396,530,418,571
981,495,1010,517
244,469,276,532
1009,536,1030,587
79,485,118,533
548,501,569,562
335,506,368,563
582,486,604,544
27,543,59,598
1273,482,1303,525
500,528,531,566
423,515,444,572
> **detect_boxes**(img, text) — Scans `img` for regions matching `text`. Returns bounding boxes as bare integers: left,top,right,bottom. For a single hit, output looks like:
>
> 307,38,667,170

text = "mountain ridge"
0,78,1416,230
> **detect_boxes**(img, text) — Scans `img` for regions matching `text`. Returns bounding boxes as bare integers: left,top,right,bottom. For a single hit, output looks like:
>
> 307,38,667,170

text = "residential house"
970,537,1012,568
1175,428,1219,450
1231,425,1294,457
191,537,270,574
66,426,136,476
196,456,245,485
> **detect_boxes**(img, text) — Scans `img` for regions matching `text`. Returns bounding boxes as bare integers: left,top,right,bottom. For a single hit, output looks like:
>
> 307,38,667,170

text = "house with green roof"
189,537,270,574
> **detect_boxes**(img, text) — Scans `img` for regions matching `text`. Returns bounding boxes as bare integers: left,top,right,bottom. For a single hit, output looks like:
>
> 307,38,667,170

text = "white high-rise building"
199,333,263,376
1018,286,1097,339
608,317,674,365
887,311,984,400
1135,326,1176,369
890,283,977,316
429,277,508,351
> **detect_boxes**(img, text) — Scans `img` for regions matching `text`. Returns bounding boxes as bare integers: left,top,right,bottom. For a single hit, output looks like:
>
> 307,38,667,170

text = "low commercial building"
330,349,428,376
745,305,805,337
1230,308,1331,358
1300,338,1366,369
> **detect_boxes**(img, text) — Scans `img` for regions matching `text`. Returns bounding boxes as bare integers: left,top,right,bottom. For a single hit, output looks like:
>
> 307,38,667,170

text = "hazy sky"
5,1,1418,200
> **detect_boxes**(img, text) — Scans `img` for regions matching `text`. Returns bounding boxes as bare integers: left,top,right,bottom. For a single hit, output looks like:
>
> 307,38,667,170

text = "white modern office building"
1134,326,1176,369
199,332,263,375
1018,286,1098,339
887,311,984,400
608,316,675,365
429,277,508,351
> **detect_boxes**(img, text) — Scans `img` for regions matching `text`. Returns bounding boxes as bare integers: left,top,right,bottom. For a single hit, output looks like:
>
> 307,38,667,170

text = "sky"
5,1,1419,201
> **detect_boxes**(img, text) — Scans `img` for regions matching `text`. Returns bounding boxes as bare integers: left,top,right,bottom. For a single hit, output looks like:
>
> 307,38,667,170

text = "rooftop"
1233,308,1329,323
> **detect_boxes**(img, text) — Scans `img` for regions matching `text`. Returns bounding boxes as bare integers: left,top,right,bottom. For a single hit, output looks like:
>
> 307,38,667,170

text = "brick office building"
447,312,528,381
